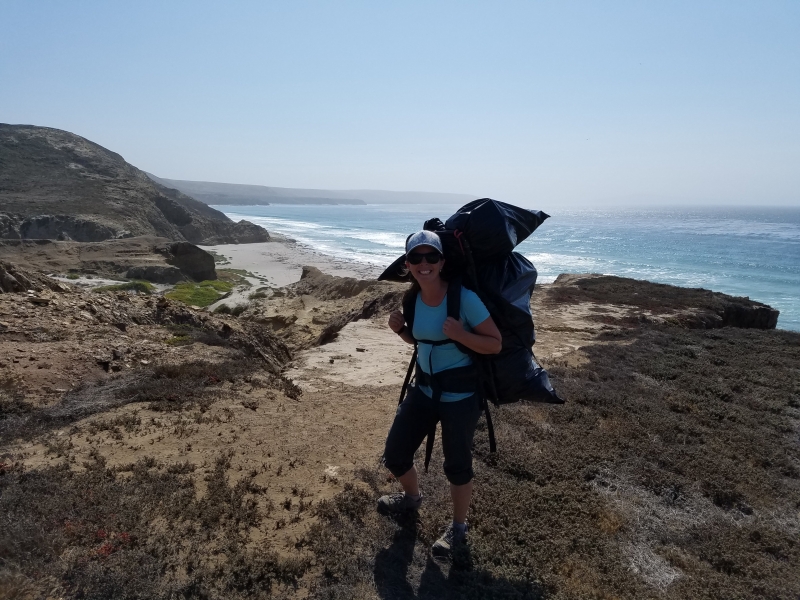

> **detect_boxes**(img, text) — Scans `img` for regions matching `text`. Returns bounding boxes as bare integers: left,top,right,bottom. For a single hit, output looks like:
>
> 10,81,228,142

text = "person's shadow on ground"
373,519,538,600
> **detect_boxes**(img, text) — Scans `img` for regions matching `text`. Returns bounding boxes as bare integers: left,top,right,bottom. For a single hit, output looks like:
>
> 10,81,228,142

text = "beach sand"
200,234,380,288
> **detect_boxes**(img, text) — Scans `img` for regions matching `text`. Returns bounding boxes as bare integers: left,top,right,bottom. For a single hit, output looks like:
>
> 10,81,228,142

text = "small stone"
140,359,150,365
356,347,367,352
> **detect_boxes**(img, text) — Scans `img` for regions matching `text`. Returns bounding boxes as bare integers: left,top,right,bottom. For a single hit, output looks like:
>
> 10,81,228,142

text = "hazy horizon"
155,173,800,211
2,1,798,209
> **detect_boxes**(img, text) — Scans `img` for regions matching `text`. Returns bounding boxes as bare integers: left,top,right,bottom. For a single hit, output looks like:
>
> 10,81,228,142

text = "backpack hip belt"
413,362,477,402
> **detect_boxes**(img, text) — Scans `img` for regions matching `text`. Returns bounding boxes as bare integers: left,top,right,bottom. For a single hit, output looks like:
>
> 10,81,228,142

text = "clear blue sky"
2,1,798,208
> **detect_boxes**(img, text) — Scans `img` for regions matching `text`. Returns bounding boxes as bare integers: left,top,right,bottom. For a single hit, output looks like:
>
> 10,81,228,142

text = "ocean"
215,204,800,332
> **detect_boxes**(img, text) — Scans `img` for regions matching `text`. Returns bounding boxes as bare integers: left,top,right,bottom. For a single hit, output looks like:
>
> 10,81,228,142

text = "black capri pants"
383,385,483,486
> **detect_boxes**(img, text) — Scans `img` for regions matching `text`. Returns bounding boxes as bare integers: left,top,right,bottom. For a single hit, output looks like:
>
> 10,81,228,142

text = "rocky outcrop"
156,241,216,282
124,265,185,284
0,124,270,244
0,261,72,293
0,214,123,242
0,236,215,284
229,219,271,243
549,274,780,330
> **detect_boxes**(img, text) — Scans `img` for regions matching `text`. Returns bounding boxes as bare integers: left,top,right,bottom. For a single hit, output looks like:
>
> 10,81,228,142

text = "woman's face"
406,244,444,284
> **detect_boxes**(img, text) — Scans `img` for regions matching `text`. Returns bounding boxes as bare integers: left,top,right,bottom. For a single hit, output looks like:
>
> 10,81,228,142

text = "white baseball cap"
405,230,444,255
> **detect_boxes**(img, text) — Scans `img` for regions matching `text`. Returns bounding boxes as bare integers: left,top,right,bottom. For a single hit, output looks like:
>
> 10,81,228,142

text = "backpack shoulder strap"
402,290,417,335
446,277,473,356
397,289,418,406
446,276,461,321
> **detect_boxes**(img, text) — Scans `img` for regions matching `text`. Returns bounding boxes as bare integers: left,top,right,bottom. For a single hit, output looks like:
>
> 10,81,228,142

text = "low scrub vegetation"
214,303,249,316
0,453,306,599
1,303,797,597
165,280,233,307
306,326,800,599
93,280,155,294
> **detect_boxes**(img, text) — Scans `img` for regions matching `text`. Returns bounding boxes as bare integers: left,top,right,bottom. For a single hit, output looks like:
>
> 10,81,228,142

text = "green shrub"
93,281,155,294
165,280,233,307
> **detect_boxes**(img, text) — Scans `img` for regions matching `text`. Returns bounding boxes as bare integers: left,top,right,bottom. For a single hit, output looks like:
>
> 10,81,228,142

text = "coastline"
214,204,800,331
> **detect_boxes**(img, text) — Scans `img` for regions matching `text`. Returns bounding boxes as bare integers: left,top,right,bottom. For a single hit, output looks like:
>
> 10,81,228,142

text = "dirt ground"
1,265,798,599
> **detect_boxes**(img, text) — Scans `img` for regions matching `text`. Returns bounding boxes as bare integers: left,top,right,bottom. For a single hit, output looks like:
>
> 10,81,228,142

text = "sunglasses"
407,251,442,265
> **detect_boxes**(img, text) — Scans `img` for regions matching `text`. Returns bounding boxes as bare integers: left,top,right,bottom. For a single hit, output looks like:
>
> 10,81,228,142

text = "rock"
156,241,216,281
125,265,185,284
0,260,72,293
229,220,270,243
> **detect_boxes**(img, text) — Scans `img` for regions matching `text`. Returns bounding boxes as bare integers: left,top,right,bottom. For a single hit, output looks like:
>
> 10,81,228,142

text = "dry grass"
1,276,798,599
0,453,307,600
302,325,800,599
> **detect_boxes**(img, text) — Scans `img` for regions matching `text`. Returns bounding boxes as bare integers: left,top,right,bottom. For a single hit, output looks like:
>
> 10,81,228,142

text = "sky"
1,1,799,208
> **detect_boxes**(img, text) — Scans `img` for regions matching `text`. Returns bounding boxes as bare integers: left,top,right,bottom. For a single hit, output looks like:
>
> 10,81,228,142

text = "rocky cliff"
0,124,269,244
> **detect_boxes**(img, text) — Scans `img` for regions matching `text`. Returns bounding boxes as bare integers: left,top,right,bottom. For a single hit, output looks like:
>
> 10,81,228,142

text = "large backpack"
379,199,564,466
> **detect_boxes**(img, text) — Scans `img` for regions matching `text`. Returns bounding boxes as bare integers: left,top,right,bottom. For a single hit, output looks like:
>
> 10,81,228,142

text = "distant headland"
146,174,475,207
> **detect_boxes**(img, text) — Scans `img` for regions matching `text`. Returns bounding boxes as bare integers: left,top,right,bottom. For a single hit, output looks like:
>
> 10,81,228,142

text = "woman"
380,230,502,557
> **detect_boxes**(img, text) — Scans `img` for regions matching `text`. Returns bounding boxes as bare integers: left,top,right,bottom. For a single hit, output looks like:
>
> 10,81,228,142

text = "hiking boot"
376,492,423,514
431,522,468,558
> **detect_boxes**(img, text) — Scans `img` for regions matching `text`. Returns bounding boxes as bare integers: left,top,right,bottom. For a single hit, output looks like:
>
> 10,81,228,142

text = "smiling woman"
378,229,501,558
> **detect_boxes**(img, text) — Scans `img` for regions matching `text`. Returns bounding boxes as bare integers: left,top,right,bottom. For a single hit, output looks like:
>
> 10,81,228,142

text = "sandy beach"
200,234,381,288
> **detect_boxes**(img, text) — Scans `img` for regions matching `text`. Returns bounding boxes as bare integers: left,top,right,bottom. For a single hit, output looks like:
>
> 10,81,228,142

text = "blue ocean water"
216,204,800,332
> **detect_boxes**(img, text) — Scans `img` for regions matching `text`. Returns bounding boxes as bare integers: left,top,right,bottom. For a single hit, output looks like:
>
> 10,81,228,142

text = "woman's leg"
439,394,482,522
450,479,473,523
382,387,435,492
397,465,420,496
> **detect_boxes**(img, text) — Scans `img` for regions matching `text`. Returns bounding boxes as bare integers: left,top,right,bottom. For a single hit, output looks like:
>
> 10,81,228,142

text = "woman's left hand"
442,316,465,342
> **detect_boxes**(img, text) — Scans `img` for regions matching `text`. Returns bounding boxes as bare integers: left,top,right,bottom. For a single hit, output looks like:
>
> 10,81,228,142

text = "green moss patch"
165,280,233,307
216,268,254,287
93,281,155,295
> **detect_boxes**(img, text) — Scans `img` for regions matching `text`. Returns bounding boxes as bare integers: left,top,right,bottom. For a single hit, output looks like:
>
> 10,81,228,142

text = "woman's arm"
388,310,415,345
443,316,502,355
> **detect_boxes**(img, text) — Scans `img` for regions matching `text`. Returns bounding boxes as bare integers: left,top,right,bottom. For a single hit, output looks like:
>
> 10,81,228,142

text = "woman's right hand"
388,310,405,334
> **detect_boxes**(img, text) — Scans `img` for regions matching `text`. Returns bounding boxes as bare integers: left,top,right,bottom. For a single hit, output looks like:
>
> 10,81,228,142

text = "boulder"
125,265,185,284
156,242,216,281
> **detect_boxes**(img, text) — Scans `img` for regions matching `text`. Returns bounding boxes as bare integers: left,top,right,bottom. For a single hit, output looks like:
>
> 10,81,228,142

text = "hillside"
1,264,797,599
147,174,476,206
0,124,269,244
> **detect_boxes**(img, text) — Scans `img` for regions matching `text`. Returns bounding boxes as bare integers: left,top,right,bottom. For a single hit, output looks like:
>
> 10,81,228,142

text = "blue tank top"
413,287,491,402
